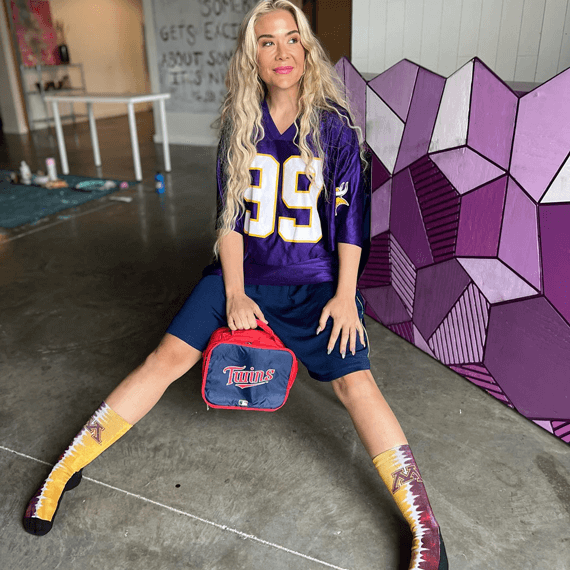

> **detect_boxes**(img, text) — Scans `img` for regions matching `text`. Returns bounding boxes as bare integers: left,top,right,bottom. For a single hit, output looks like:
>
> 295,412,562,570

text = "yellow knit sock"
24,402,132,535
373,445,447,570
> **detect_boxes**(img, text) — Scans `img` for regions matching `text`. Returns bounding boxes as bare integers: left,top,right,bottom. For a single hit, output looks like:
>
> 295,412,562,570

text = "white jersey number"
244,154,323,243
244,154,279,238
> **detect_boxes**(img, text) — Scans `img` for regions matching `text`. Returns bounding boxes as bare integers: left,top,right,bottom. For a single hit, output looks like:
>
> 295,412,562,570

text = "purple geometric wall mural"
336,56,570,445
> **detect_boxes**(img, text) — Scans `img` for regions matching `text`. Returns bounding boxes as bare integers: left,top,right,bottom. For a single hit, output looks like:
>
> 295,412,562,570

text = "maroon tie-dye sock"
373,445,448,569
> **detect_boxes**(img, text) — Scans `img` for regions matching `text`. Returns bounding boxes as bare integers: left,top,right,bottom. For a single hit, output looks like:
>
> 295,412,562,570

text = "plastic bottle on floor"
20,161,32,185
46,158,57,181
155,172,165,194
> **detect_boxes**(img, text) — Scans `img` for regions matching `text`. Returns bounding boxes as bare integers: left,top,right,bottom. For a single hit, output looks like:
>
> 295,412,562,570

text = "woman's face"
254,10,305,99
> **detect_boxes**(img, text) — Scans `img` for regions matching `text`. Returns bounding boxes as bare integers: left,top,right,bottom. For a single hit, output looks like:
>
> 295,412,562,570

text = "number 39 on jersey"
244,154,324,244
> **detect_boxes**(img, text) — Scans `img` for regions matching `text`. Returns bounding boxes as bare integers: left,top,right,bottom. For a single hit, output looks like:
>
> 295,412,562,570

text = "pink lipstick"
274,67,293,74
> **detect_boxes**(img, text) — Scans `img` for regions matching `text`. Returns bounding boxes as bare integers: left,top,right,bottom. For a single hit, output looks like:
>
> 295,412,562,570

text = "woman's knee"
144,333,202,379
331,369,377,405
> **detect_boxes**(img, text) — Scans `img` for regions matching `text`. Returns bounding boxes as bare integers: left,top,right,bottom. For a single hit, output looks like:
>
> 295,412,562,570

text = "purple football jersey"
208,100,364,285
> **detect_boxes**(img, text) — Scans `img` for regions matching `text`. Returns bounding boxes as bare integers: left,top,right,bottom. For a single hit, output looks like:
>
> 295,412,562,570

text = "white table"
43,92,171,182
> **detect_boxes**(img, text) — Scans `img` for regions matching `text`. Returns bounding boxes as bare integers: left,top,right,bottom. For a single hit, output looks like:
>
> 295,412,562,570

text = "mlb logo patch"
201,321,298,412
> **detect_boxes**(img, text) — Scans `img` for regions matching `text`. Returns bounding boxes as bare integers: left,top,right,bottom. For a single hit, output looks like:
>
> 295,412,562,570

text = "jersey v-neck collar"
262,99,297,141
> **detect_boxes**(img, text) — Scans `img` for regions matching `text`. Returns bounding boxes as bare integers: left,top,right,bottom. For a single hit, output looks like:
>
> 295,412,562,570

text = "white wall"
141,0,221,146
140,0,302,146
49,0,151,121
0,0,28,134
353,0,570,82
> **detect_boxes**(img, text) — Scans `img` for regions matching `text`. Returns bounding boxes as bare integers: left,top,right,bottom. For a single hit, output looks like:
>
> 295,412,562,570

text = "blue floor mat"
0,170,134,229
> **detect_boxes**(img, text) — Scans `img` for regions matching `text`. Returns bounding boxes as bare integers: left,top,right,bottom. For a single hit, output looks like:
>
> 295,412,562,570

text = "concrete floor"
0,113,568,570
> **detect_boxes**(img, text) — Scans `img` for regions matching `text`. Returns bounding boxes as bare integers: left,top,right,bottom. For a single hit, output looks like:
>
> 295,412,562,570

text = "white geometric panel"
457,258,539,304
429,60,473,153
541,152,570,203
430,147,505,194
366,86,405,173
390,234,416,317
428,283,490,365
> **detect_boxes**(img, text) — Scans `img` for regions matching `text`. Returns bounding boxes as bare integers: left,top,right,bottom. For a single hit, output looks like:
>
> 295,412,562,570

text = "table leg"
127,102,142,181
87,102,102,167
158,98,171,172
50,101,69,175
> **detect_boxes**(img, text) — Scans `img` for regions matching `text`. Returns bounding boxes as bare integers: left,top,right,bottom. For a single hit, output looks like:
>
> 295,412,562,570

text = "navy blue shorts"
166,275,370,382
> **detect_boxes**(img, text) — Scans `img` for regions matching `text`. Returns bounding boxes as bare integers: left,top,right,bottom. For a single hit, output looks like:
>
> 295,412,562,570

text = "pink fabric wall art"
10,0,59,67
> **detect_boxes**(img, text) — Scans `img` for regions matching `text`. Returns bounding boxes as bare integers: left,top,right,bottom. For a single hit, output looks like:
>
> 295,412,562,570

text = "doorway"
303,0,352,64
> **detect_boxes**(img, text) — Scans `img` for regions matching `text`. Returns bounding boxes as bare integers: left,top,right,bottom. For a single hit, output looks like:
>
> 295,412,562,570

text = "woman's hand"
226,292,267,331
219,230,266,330
317,293,366,358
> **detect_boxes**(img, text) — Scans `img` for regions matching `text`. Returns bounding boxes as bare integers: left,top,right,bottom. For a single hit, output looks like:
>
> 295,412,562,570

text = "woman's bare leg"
331,369,407,457
106,333,202,424
332,370,447,570
23,333,201,536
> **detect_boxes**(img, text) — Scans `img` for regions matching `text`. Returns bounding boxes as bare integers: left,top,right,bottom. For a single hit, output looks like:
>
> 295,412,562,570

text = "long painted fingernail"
341,351,346,359
351,349,355,356
316,327,321,335
327,347,332,355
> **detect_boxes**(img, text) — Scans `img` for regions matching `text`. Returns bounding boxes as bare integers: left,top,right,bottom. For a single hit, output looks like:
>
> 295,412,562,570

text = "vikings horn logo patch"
335,181,349,216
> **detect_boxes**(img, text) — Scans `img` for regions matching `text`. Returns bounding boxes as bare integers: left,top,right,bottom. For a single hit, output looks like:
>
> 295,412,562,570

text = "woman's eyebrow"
257,29,299,41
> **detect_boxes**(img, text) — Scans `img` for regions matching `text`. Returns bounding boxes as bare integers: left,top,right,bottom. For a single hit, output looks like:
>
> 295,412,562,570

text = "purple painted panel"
335,58,346,96
395,69,446,174
410,156,460,263
457,258,538,303
388,321,415,343
343,56,570,444
428,283,489,364
456,176,508,257
371,179,392,237
365,303,381,321
390,168,434,269
390,234,416,311
413,325,435,356
345,60,367,137
540,204,570,324
413,259,471,340
467,283,488,356
372,152,391,191
498,177,541,290
485,297,570,418
431,147,505,195
358,231,391,289
533,420,554,434
449,364,514,407
511,69,570,201
468,60,518,169
553,422,570,442
447,318,460,362
368,59,419,121
458,294,476,361
361,285,410,326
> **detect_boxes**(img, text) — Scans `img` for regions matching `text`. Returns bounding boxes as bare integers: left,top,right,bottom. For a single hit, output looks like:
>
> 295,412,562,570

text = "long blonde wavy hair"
214,0,364,256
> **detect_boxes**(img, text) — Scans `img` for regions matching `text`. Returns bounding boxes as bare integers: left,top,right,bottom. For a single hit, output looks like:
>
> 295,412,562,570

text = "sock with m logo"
373,445,448,570
23,401,132,536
